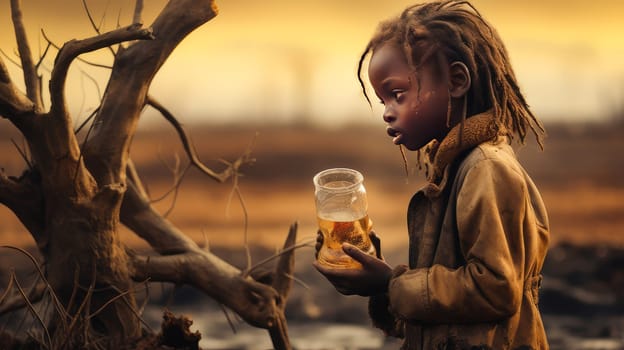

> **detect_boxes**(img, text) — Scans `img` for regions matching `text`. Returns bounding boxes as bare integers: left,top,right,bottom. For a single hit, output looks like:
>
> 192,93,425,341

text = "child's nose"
383,109,396,124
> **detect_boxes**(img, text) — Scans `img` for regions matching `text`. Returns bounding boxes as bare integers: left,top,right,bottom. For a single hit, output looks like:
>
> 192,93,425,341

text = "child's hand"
314,230,323,259
369,231,383,259
314,230,382,259
313,241,393,297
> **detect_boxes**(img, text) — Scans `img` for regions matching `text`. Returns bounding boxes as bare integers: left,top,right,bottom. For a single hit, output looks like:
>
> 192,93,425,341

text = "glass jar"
313,168,376,269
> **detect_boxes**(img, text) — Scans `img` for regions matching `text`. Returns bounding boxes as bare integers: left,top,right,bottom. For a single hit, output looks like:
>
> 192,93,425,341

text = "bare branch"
61,265,96,349
86,0,218,186
149,158,189,204
79,68,103,102
0,56,36,119
229,178,252,271
121,178,198,254
121,163,297,344
160,157,188,218
81,0,117,57
10,138,33,169
126,158,148,199
133,0,144,24
145,96,235,183
106,284,155,333
0,279,46,315
74,106,100,134
0,270,16,307
74,108,102,184
266,222,298,350
126,217,299,349
34,42,52,71
4,1,295,347
130,251,280,329
268,311,290,350
136,279,151,317
283,272,310,290
116,8,122,30
217,302,238,334
10,0,43,110
0,246,68,323
82,0,102,33
49,24,153,119
0,48,21,68
270,222,298,299
41,30,113,69
12,275,53,349
120,142,251,254
243,239,312,279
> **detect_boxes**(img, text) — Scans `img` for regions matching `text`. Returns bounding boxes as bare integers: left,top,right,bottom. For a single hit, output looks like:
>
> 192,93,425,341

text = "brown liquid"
316,215,376,269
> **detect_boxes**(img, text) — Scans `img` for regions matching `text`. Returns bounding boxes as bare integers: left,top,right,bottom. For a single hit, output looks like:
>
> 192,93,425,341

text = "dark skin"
313,43,471,297
313,231,391,296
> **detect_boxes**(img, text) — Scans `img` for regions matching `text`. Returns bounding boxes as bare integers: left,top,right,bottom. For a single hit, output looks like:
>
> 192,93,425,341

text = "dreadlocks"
357,0,545,149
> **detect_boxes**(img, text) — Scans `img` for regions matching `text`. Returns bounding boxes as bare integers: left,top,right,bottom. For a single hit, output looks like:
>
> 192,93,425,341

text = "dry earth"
1,120,623,349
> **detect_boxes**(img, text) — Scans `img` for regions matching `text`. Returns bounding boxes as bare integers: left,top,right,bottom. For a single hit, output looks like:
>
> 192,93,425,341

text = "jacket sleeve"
368,265,408,337
388,157,527,323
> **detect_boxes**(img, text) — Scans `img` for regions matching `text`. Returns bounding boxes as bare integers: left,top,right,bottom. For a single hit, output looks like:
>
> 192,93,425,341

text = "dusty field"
4,121,622,250
3,121,623,249
1,121,623,349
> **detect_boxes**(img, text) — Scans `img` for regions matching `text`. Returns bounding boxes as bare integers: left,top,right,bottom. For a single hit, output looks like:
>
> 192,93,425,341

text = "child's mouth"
393,135,403,145
386,126,403,145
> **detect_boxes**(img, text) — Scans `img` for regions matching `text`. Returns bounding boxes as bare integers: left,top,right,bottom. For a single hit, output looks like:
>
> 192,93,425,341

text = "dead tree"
0,0,297,348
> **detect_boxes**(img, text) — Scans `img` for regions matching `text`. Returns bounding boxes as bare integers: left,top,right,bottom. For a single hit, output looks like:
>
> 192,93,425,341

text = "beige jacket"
369,112,550,350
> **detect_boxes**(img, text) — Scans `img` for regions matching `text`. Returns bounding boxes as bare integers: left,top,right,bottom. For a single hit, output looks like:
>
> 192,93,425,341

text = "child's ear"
448,61,471,98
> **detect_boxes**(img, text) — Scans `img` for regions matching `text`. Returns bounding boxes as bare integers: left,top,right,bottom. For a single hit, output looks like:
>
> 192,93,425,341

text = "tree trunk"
45,189,142,345
1,1,297,348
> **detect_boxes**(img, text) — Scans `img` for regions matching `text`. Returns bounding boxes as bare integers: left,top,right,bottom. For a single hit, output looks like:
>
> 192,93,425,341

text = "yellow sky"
1,0,623,126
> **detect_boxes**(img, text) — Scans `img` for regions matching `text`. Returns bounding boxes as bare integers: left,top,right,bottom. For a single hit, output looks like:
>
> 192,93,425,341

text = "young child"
313,1,550,349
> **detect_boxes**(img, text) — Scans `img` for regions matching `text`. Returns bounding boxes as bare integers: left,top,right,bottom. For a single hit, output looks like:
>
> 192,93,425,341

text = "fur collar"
422,110,501,197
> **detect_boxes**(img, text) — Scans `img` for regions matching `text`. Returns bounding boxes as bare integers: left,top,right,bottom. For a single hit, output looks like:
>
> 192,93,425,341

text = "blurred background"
1,1,623,349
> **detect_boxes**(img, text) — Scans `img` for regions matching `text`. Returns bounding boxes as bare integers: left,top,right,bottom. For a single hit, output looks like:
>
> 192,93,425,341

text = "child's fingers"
342,243,377,266
312,261,358,293
314,230,323,259
369,231,382,259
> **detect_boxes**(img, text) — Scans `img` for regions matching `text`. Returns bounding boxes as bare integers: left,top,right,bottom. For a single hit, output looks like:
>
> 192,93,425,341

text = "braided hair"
357,0,545,148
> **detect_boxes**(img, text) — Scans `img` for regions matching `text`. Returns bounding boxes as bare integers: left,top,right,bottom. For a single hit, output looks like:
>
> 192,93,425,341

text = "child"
313,1,550,349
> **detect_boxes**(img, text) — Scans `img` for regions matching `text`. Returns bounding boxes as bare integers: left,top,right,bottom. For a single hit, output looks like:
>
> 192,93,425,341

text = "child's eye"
392,90,405,101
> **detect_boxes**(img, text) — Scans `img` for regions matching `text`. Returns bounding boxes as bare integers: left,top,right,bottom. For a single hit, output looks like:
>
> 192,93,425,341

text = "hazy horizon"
1,0,623,127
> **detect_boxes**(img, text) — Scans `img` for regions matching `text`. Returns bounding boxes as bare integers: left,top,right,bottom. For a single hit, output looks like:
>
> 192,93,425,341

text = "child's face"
368,43,450,151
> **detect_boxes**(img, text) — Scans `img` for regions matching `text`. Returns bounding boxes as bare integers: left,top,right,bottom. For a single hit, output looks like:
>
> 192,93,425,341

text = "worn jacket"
369,111,550,349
